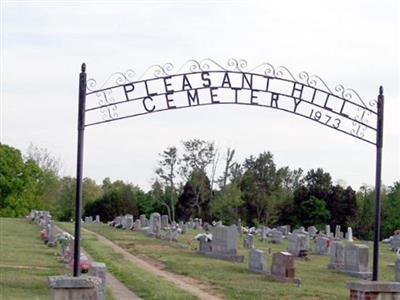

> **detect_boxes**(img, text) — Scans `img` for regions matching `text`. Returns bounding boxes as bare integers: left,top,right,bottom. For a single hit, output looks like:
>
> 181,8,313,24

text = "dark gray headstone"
271,230,283,244
343,244,372,279
243,235,254,249
327,241,344,269
315,236,330,255
248,249,266,273
391,235,400,251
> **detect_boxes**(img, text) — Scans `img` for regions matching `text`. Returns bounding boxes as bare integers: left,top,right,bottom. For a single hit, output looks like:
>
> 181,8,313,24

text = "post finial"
81,63,86,73
379,86,383,96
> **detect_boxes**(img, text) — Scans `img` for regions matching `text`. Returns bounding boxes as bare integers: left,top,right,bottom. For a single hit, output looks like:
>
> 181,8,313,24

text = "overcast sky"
2,0,399,191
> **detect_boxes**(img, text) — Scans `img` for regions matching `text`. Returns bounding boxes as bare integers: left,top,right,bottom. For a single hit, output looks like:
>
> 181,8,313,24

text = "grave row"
107,212,400,284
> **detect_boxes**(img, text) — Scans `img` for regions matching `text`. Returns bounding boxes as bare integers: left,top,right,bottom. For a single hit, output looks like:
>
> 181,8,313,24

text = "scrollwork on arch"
86,70,135,92
86,58,373,114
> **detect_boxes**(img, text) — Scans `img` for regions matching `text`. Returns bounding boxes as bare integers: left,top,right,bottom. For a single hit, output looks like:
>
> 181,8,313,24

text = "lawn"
0,218,117,300
71,222,398,300
0,218,67,300
57,222,198,300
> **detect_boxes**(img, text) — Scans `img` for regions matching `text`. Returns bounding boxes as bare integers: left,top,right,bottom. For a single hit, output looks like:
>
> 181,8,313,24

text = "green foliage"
292,168,357,230
297,196,331,227
382,181,400,238
211,182,243,223
155,146,179,221
239,152,283,225
352,185,374,240
176,169,212,220
84,179,139,221
0,144,45,217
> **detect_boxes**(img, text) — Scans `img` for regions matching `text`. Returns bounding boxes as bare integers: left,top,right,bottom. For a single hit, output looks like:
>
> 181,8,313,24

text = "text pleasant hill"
122,71,308,113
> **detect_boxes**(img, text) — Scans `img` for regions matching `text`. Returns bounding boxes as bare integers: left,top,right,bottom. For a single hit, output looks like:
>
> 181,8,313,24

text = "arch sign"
73,59,384,281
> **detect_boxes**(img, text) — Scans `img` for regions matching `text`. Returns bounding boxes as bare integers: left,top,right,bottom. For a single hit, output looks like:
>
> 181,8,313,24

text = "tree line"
1,142,399,239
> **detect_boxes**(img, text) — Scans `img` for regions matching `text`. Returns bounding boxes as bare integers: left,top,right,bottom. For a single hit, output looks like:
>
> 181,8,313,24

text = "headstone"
48,275,103,300
346,227,353,242
164,229,179,241
85,216,90,223
194,218,201,230
347,281,400,300
277,225,289,236
198,235,212,254
315,236,331,255
124,215,134,230
89,262,107,300
161,215,169,228
95,215,100,223
134,219,141,230
88,216,93,223
391,235,400,251
269,252,299,283
396,258,400,282
293,227,309,236
327,241,344,269
237,219,242,235
243,235,254,249
271,229,283,244
120,216,127,228
205,225,244,262
203,222,210,231
343,244,372,279
307,226,318,238
248,249,267,274
139,214,147,226
189,217,194,229
260,226,268,242
114,216,122,227
46,222,57,246
335,225,341,239
146,213,161,238
182,223,189,234
288,233,309,257
325,225,331,237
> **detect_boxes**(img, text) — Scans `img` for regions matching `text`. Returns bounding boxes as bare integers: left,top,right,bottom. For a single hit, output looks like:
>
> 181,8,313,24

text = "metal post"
73,63,87,277
372,86,384,281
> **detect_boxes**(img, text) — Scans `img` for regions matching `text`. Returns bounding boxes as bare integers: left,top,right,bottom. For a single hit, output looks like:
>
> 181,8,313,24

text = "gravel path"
82,227,225,300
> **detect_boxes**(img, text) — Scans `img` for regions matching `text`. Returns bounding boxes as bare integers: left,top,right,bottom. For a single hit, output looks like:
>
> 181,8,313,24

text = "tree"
297,196,331,228
26,144,61,211
0,143,45,217
54,176,103,221
179,139,215,180
218,147,236,188
353,185,374,240
292,168,357,230
381,181,400,238
176,169,212,220
240,152,282,225
155,146,179,221
84,180,139,221
211,181,243,224
326,185,357,229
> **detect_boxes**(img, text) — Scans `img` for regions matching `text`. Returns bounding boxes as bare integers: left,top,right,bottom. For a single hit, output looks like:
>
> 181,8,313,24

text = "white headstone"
346,227,353,242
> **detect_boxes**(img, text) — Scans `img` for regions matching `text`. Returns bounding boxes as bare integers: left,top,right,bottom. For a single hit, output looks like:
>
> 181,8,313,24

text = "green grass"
57,222,198,300
0,218,66,300
0,218,116,300
77,223,398,300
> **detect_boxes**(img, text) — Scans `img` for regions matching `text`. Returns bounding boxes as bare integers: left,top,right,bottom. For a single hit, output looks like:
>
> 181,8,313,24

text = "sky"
1,0,399,191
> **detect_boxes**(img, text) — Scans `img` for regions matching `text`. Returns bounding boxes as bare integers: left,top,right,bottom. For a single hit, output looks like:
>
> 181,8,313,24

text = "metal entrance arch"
73,59,384,281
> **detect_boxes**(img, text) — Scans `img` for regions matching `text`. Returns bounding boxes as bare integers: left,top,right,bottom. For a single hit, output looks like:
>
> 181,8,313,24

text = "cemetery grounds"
0,217,397,300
